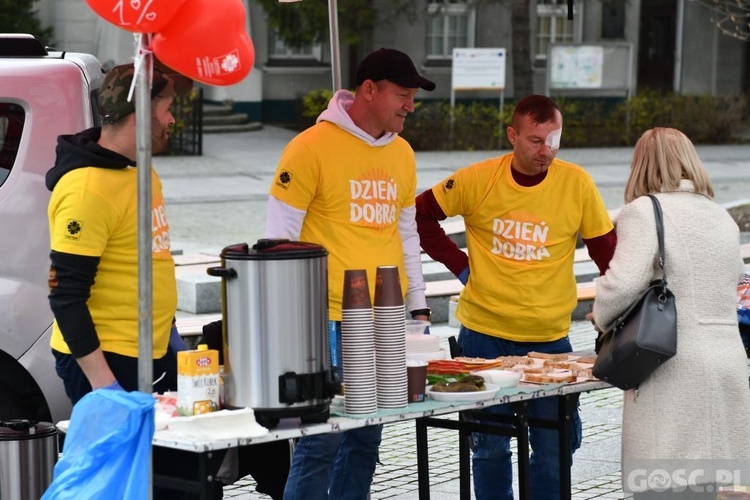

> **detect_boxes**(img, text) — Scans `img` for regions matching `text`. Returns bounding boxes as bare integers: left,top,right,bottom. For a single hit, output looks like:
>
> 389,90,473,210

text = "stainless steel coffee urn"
0,420,58,499
207,239,338,428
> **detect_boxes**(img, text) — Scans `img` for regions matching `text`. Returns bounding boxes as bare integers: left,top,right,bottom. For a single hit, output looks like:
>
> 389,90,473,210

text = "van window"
0,102,25,187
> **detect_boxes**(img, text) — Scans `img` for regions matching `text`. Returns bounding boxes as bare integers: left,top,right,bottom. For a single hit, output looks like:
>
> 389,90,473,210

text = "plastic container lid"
0,420,57,441
221,239,327,261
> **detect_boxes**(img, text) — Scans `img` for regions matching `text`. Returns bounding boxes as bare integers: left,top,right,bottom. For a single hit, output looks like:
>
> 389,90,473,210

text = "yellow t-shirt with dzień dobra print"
269,121,417,321
48,166,177,358
432,153,613,342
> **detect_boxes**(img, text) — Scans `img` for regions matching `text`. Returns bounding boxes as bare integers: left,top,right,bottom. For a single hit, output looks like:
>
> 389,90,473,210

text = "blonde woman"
592,128,750,499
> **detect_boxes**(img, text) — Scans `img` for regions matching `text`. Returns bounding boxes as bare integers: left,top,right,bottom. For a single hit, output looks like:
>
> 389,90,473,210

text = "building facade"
35,0,749,123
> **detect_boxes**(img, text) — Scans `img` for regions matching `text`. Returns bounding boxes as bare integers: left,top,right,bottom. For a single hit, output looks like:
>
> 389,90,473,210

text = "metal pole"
674,0,685,93
449,88,455,150
136,37,154,394
328,0,341,91
626,43,635,145
135,33,153,500
499,89,505,150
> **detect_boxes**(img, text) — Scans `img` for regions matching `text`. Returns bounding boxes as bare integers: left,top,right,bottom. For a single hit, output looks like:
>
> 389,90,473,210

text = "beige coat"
593,181,750,492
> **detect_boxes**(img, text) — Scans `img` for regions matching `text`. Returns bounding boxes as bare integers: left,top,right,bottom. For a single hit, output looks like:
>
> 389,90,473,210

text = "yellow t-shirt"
269,122,417,320
48,166,177,358
433,153,613,341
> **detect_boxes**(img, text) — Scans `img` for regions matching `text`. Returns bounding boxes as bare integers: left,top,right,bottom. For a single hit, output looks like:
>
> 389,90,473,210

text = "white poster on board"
549,45,604,88
451,48,506,90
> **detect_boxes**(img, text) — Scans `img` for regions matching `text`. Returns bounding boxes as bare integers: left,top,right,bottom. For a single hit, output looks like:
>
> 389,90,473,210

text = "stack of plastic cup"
341,269,377,415
373,265,407,409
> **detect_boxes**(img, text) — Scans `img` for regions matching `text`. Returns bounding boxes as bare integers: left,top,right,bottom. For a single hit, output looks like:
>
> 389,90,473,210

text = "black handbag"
592,195,677,391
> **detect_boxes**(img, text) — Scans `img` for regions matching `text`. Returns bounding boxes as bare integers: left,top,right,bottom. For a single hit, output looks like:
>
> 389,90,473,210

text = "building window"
536,0,581,60
268,31,322,62
601,2,626,39
426,0,475,59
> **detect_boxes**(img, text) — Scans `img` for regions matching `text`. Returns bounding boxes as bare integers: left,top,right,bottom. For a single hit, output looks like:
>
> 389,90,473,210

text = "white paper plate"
426,383,499,402
406,348,446,362
470,369,522,388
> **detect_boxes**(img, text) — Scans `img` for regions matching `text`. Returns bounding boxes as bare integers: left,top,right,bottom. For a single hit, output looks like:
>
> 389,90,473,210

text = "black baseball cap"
355,48,436,91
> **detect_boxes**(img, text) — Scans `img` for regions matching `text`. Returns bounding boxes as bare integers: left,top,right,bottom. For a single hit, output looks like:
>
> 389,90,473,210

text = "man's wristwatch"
410,308,431,318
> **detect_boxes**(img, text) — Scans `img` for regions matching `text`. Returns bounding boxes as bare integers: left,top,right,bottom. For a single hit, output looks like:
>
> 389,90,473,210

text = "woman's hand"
586,311,606,354
585,311,602,333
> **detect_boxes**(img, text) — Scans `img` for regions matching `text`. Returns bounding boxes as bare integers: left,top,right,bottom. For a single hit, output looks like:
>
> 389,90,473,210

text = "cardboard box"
177,345,220,416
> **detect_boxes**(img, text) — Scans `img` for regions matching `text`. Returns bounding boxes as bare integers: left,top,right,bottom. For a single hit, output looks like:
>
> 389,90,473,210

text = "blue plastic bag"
42,390,155,500
738,274,750,326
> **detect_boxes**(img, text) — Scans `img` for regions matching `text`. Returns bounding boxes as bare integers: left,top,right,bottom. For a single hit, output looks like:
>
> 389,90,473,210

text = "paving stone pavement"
220,321,630,500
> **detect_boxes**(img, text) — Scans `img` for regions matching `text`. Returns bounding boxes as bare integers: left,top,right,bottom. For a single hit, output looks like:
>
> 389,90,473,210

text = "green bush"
401,101,510,151
167,88,201,155
301,88,334,128
298,87,749,150
171,88,200,135
400,101,450,150
617,90,749,145
555,98,625,148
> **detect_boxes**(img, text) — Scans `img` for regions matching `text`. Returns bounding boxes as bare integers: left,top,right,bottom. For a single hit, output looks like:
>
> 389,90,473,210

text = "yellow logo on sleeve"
442,178,456,193
65,219,83,240
276,170,293,190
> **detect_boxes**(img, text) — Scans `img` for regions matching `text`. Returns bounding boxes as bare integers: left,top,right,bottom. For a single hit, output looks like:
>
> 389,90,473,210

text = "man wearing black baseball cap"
265,48,435,499
355,47,436,91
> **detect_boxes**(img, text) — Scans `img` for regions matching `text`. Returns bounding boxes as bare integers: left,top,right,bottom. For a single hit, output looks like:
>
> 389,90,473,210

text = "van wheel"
0,351,52,422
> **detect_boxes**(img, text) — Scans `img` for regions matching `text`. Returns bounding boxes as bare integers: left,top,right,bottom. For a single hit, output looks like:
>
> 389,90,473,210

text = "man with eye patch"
415,94,617,500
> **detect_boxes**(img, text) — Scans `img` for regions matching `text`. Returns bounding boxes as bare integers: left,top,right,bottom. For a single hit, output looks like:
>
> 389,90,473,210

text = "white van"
0,34,103,424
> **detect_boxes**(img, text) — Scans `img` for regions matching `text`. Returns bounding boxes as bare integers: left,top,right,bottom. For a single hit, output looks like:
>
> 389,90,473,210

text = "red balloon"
152,0,254,86
85,0,188,33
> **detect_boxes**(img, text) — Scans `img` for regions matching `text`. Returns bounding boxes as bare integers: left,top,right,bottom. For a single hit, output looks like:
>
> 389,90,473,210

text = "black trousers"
52,348,179,401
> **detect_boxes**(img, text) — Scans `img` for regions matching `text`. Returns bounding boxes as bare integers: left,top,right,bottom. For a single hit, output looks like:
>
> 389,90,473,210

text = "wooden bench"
173,253,221,277
576,281,597,301
742,242,750,262
175,313,222,337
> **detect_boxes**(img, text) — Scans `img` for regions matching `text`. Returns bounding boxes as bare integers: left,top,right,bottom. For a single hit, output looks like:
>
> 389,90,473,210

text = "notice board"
547,43,633,93
451,48,506,90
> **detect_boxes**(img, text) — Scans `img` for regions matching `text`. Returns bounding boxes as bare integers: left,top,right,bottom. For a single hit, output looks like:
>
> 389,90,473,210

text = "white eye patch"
546,128,562,151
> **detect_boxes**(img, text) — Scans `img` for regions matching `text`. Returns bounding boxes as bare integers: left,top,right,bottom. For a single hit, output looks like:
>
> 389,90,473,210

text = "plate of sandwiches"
514,351,598,385
452,356,506,366
430,352,599,385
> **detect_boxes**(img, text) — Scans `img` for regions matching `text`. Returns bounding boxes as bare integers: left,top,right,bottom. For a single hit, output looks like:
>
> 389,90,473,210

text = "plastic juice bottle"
177,344,220,416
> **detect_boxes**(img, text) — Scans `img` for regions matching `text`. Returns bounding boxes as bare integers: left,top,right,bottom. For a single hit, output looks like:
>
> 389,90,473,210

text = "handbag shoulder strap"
646,194,666,281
